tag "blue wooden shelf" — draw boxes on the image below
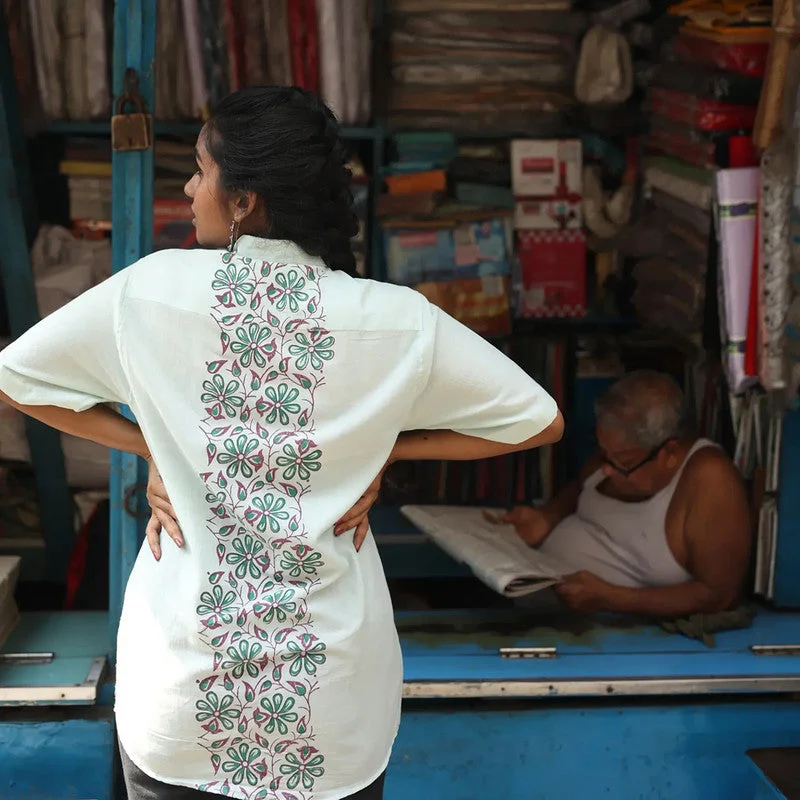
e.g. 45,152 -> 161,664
43,119 -> 381,140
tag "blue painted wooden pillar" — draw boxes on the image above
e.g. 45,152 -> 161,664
0,5 -> 73,583
109,0 -> 156,658
774,409 -> 800,607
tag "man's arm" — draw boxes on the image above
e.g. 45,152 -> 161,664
579,450 -> 751,617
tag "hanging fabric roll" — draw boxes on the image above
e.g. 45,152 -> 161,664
263,0 -> 293,86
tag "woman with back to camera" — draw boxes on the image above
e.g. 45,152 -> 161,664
0,87 -> 563,800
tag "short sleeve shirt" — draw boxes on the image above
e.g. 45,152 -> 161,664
0,236 -> 557,799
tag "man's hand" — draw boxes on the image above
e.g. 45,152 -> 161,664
145,457 -> 183,561
333,461 -> 389,551
554,571 -> 614,614
485,505 -> 554,546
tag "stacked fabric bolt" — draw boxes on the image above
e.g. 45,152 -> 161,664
9,0 -> 373,126
385,2 -> 588,134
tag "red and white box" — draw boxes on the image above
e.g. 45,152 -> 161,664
511,139 -> 583,230
516,229 -> 587,318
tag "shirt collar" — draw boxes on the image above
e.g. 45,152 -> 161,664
233,235 -> 328,270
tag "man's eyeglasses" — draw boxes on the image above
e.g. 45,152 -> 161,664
601,438 -> 674,477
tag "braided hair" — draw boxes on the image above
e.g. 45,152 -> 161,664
205,86 -> 359,275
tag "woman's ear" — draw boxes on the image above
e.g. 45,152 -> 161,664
234,191 -> 258,222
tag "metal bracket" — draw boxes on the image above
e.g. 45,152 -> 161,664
750,645 -> 800,656
0,652 -> 54,665
499,646 -> 558,659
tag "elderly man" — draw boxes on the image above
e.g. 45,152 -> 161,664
501,370 -> 750,617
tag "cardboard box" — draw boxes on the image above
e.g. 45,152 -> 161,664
452,219 -> 511,280
516,229 -> 587,318
511,139 -> 583,230
384,219 -> 510,285
416,276 -> 512,337
384,228 -> 454,285
514,197 -> 583,231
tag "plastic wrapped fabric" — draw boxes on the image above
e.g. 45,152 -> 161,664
387,109 -> 568,135
650,87 -> 758,131
27,0 -> 64,119
393,10 -> 587,40
759,140 -> 794,390
263,0 -> 293,85
715,167 -> 759,394
653,61 -> 763,105
390,84 -> 573,113
85,0 -> 108,118
645,157 -> 715,210
392,60 -> 571,87
181,0 -> 209,118
648,117 -> 758,170
671,29 -> 768,77
241,0 -> 267,86
389,0 -> 572,10
574,25 -> 633,105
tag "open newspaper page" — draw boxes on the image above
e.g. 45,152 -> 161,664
401,505 -> 571,597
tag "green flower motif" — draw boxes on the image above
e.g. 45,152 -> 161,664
279,544 -> 323,578
226,534 -> 269,580
212,265 -> 255,306
246,493 -> 290,535
279,748 -> 325,791
269,268 -> 309,313
256,383 -> 301,425
287,329 -> 335,370
221,639 -> 264,680
258,692 -> 299,735
255,587 -> 297,624
282,633 -> 327,677
201,375 -> 244,418
217,433 -> 263,479
275,440 -> 322,482
195,690 -> 241,732
230,322 -> 275,368
221,743 -> 264,787
196,584 -> 237,626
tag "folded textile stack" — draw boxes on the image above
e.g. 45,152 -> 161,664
385,2 -> 588,134
10,0 -> 372,126
379,133 -> 515,336
629,0 -> 769,345
646,0 -> 768,171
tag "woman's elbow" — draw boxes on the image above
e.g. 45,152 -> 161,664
534,410 -> 565,447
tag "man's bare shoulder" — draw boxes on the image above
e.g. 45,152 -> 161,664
681,445 -> 745,498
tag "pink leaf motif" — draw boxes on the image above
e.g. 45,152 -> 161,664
208,571 -> 224,585
207,360 -> 225,374
287,681 -> 307,697
211,753 -> 221,774
215,544 -> 225,564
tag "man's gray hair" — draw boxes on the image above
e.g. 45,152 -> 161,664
594,370 -> 695,450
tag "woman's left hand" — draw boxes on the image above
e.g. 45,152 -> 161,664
333,461 -> 389,552
145,457 -> 183,560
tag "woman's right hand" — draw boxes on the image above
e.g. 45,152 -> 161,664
145,457 -> 183,560
485,505 -> 555,547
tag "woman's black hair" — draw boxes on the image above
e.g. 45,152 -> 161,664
205,86 -> 359,275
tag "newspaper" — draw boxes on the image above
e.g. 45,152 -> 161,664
400,505 -> 571,597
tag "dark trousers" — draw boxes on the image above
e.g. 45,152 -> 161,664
120,744 -> 385,800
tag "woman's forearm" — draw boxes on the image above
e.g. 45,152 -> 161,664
391,414 -> 564,464
0,392 -> 150,460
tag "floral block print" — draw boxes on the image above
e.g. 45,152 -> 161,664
196,253 -> 333,799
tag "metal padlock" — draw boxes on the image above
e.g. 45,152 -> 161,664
111,69 -> 153,152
